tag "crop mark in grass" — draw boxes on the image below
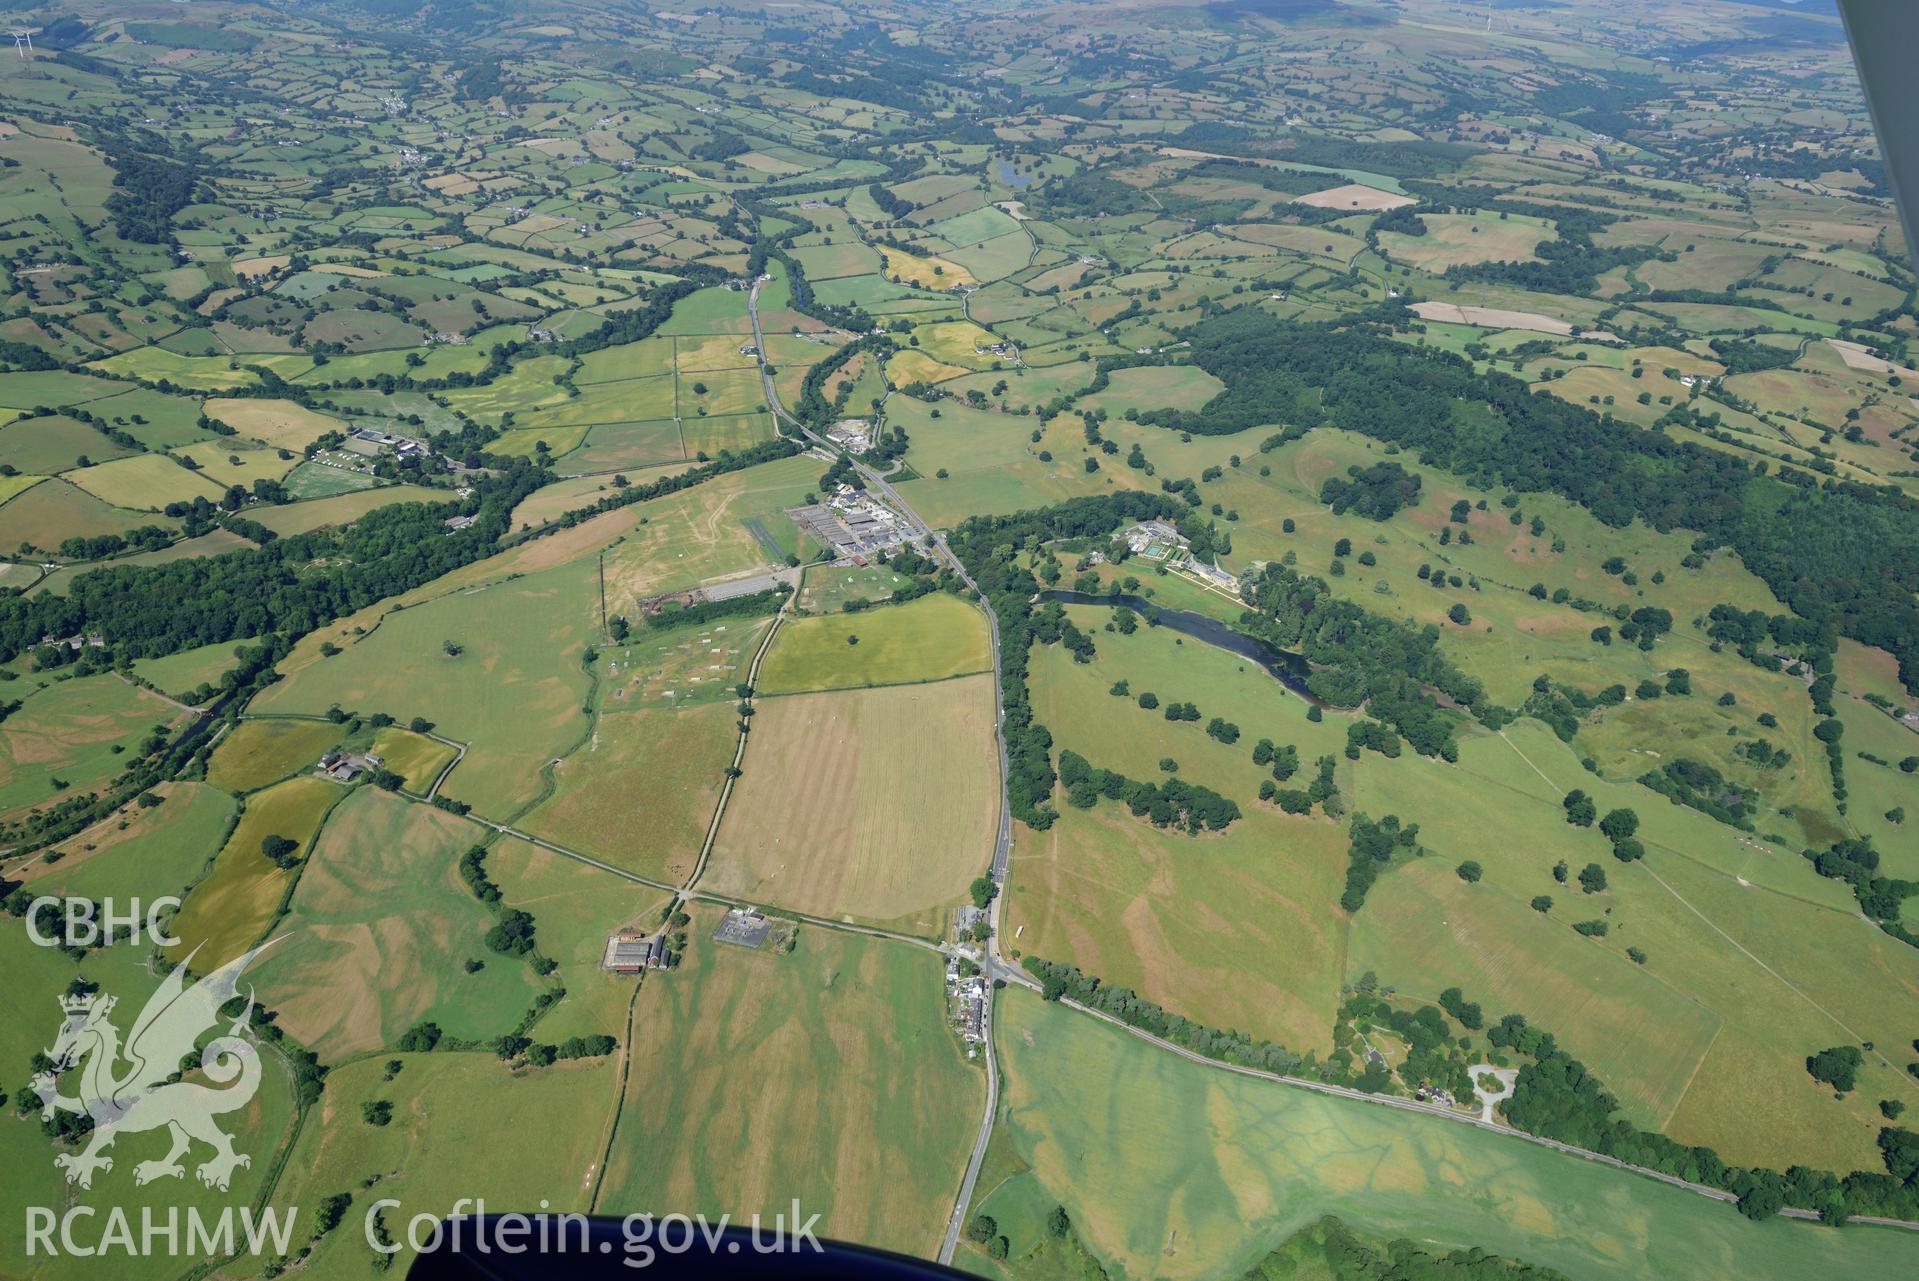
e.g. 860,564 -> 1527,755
743,515 -> 783,562
1495,727 -> 1913,1087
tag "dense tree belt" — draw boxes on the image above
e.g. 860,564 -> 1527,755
1340,812 -> 1418,912
646,586 -> 789,629
950,492 -> 1177,829
792,334 -> 893,431
1023,956 -> 1304,1075
1319,460 -> 1423,520
1801,836 -> 1919,949
1442,203 -> 1664,296
0,469 -> 542,663
1240,560 -> 1479,759
103,141 -> 200,244
1254,1215 -> 1569,1281
1057,748 -> 1241,833
1152,310 -> 1919,693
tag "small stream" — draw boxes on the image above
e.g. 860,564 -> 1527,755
1038,590 -> 1320,704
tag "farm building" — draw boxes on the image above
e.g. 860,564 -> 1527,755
603,931 -> 670,972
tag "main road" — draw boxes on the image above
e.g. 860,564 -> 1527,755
740,277 -> 1919,1248
748,279 -> 1014,1263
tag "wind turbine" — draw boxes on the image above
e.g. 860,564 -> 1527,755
14,31 -> 33,57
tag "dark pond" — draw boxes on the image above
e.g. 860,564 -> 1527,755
1039,590 -> 1319,703
995,158 -> 1034,189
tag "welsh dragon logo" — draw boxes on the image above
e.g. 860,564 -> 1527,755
32,943 -> 274,1192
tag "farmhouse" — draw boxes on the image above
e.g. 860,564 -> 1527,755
945,957 -> 989,1050
345,427 -> 427,459
317,750 -> 384,783
40,632 -> 106,651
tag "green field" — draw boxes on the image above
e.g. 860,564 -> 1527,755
250,557 -> 598,819
1347,719 -> 1919,1171
280,460 -> 387,499
10,8 -> 1919,1274
15,779 -> 235,904
795,562 -> 920,613
167,774 -> 345,970
1013,611 -> 1350,1048
251,484 -> 447,534
67,452 -> 227,509
0,927 -> 300,1281
0,673 -> 188,818
0,414 -> 134,474
597,908 -> 981,1257
0,477 -> 171,555
249,789 -> 546,1061
522,701 -> 735,883
890,396 -> 1123,527
264,1050 -> 619,1279
207,718 -> 346,793
486,835 -> 672,1042
370,725 -> 459,792
984,988 -> 1919,1281
756,591 -> 992,695
129,639 -> 246,701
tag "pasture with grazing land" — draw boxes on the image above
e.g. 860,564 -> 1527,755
248,789 -> 545,1061
522,701 -> 736,883
756,591 -> 992,694
988,988 -> 1919,1281
266,1051 -> 617,1280
599,909 -> 981,1259
166,774 -> 345,970
7,5 -> 1919,1269
485,835 -> 672,1042
206,717 -> 347,793
11,780 -> 235,904
0,673 -> 188,819
250,557 -> 598,819
370,725 -> 458,792
0,922 -> 299,1281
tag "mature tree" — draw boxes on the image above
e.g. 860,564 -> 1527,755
1598,808 -> 1639,841
260,834 -> 301,868
1806,1045 -> 1864,1093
